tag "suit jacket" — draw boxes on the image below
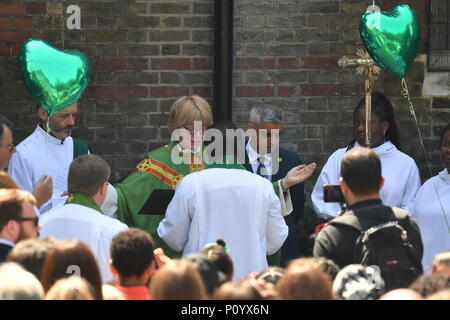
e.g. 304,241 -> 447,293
0,242 -> 14,263
244,146 -> 305,224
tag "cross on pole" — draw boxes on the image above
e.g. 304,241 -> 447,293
338,49 -> 381,148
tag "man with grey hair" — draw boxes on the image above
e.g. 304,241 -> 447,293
39,154 -> 128,282
245,104 -> 314,266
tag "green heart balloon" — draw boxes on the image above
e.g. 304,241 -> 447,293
360,4 -> 420,78
19,39 -> 91,116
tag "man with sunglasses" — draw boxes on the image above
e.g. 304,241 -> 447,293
0,115 -> 52,209
0,115 -> 16,171
0,189 -> 40,263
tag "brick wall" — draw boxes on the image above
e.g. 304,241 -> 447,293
0,0 -> 448,184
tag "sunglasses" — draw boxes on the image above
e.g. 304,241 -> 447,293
12,216 -> 39,227
0,142 -> 15,152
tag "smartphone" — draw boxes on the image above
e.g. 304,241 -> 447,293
323,185 -> 345,203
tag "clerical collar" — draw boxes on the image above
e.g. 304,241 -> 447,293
37,124 -> 66,145
246,139 -> 271,164
175,143 -> 202,154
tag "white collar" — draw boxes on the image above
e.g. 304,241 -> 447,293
246,139 -> 271,164
353,140 -> 396,156
35,124 -> 66,145
175,143 -> 202,154
438,168 -> 450,184
0,238 -> 15,248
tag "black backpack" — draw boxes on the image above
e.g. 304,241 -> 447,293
329,207 -> 423,291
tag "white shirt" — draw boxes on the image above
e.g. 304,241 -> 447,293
157,168 -> 288,280
246,141 -> 273,180
412,169 -> 450,272
0,238 -> 15,248
312,141 -> 422,218
39,203 -> 128,283
8,125 -> 79,214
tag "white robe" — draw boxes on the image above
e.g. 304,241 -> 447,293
312,141 -> 421,218
39,203 -> 128,283
157,168 -> 288,280
8,125 -> 81,214
411,169 -> 450,272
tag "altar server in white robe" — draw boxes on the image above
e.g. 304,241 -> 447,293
8,103 -> 89,214
312,92 -> 421,218
412,123 -> 450,272
40,154 -> 128,283
158,168 -> 288,280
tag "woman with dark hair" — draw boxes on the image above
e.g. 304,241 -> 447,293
312,92 -> 421,218
40,240 -> 103,300
412,123 -> 450,273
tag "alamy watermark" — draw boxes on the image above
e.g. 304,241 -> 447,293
170,121 -> 281,175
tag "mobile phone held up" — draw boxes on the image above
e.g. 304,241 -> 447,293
323,185 -> 345,203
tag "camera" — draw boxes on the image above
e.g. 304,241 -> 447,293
323,185 -> 345,203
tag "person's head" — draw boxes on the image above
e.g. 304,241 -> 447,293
40,239 -> 103,300
352,92 -> 400,149
0,171 -> 18,188
212,279 -> 263,300
0,262 -> 44,300
38,102 -> 78,140
276,258 -> 334,300
247,105 -> 284,154
256,266 -> 285,285
426,289 -> 450,300
149,259 -> 206,300
0,115 -> 15,171
410,274 -> 450,298
168,95 -> 213,151
183,253 -> 221,296
68,154 -> 111,206
340,147 -> 384,205
440,123 -> 450,173
101,284 -> 125,300
45,277 -> 95,300
6,237 -> 59,280
110,228 -> 155,286
201,239 -> 234,283
0,189 -> 39,243
432,250 -> 450,276
332,264 -> 385,300
316,258 -> 340,281
379,288 -> 423,300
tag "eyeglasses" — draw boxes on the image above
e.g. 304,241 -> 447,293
0,142 -> 14,152
183,126 -> 207,134
12,216 -> 39,227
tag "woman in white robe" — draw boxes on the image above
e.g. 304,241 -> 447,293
312,92 -> 421,218
412,123 -> 450,272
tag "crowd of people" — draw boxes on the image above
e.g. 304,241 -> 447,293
0,92 -> 449,300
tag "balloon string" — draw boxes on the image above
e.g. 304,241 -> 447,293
401,78 -> 433,178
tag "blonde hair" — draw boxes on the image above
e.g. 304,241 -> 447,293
167,95 -> 213,134
45,277 -> 95,300
432,250 -> 450,274
101,284 -> 125,300
149,259 -> 206,300
0,262 -> 44,300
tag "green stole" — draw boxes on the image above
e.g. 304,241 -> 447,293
66,192 -> 102,213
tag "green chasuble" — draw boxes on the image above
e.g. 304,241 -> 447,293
115,142 -> 281,265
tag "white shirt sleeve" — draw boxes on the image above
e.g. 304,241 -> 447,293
277,179 -> 293,217
157,181 -> 192,252
100,183 -> 118,218
8,151 -> 34,193
266,187 -> 288,255
311,151 -> 342,218
399,161 -> 421,214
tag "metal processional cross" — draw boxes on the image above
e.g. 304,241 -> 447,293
338,48 -> 381,148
